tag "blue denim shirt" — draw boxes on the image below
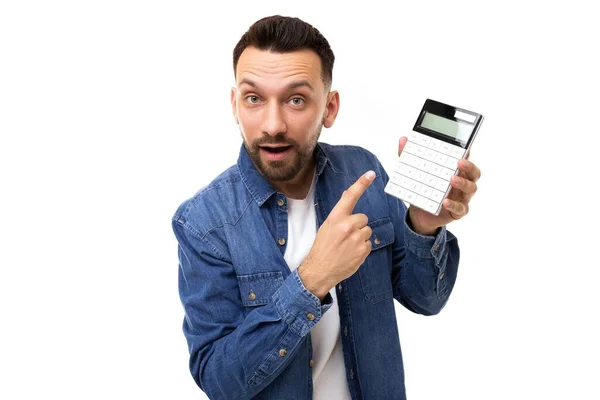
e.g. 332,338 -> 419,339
172,142 -> 460,400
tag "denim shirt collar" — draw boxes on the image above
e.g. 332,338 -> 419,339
237,142 -> 332,207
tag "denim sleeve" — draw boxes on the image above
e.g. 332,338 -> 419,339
375,157 -> 460,316
172,218 -> 332,399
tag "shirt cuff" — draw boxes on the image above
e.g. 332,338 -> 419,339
403,212 -> 447,266
272,269 -> 333,337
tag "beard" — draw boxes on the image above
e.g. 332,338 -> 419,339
242,123 -> 322,182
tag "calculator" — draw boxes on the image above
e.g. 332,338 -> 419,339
384,99 -> 484,216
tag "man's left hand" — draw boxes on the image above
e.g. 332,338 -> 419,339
398,136 -> 482,236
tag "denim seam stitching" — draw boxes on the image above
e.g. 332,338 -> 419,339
182,174 -> 241,217
178,221 -> 227,261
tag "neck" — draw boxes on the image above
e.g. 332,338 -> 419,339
271,161 -> 316,200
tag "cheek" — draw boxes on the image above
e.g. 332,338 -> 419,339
288,110 -> 319,132
238,109 -> 261,135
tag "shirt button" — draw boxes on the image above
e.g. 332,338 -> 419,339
439,273 -> 445,280
279,348 -> 287,357
309,359 -> 314,367
344,325 -> 348,336
278,238 -> 286,246
350,368 -> 354,379
277,198 -> 285,206
248,291 -> 256,301
338,284 -> 342,292
374,237 -> 381,245
306,312 -> 315,321
433,244 -> 439,251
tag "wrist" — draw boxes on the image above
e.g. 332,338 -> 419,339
297,262 -> 333,301
408,207 -> 440,236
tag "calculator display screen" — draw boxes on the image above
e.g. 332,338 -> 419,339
421,112 -> 473,142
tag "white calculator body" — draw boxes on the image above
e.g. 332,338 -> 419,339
384,99 -> 484,216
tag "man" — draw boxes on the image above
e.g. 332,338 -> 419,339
172,15 -> 481,400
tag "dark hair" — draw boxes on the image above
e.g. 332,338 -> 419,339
233,15 -> 335,88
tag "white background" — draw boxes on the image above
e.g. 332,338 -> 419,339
1,1 -> 598,399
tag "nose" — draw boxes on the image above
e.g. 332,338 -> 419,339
261,102 -> 287,137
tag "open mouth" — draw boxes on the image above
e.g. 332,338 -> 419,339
260,145 -> 291,154
259,145 -> 293,160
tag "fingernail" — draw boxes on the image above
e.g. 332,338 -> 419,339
365,170 -> 375,180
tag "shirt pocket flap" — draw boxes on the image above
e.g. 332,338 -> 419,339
237,271 -> 284,307
369,217 -> 395,250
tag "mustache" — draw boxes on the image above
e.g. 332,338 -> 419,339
253,134 -> 298,148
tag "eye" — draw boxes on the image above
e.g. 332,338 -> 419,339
288,97 -> 305,106
245,95 -> 261,104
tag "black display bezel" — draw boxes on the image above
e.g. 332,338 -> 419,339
413,99 -> 483,149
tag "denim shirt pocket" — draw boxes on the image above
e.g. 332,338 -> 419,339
237,271 -> 285,307
358,218 -> 395,304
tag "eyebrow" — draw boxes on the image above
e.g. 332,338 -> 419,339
239,78 -> 314,92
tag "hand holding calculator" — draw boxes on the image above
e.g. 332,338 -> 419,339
384,99 -> 484,216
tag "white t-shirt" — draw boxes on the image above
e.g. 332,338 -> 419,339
283,174 -> 352,400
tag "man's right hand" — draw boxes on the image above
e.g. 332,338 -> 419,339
298,170 -> 376,301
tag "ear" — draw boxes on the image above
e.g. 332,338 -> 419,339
230,87 -> 239,124
322,90 -> 340,128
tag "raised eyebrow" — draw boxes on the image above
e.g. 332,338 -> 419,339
238,78 -> 314,92
239,78 -> 257,88
287,80 -> 314,92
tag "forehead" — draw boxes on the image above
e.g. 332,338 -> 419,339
236,47 -> 323,91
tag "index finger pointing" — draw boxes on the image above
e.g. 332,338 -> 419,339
332,170 -> 376,216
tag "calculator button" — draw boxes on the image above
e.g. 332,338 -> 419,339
413,144 -> 427,157
399,175 -> 411,188
424,200 -> 440,214
410,180 -> 422,194
409,132 -> 420,142
440,167 -> 456,181
439,142 -> 453,156
414,195 -> 429,209
434,152 -> 448,166
419,185 -> 433,199
399,151 -> 411,164
415,132 -> 431,147
395,162 -> 408,175
402,176 -> 421,193
405,166 -> 418,180
435,179 -> 449,192
396,186 -> 408,199
428,138 -> 442,152
445,157 -> 459,170
404,141 -> 417,154
429,188 -> 445,203
388,184 -> 402,198
401,153 -> 414,167
416,170 -> 428,182
404,190 -> 418,203
423,149 -> 437,162
450,146 -> 466,159
416,159 -> 432,173
424,173 -> 439,188
429,164 -> 444,179
386,183 -> 399,197
409,154 -> 422,169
